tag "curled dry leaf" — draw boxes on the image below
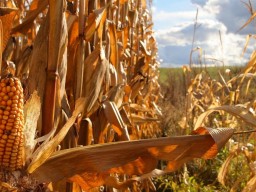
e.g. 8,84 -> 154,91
195,105 -> 256,129
31,127 -> 234,190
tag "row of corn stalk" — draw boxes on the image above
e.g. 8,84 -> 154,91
0,0 -> 164,191
0,0 -> 249,192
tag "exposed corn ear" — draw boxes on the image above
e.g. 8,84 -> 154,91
0,75 -> 24,170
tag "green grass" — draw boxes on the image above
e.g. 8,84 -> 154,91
159,68 -> 183,84
159,66 -> 243,84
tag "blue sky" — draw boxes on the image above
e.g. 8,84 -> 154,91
153,0 -> 196,30
152,0 -> 256,67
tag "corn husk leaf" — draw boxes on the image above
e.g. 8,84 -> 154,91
86,48 -> 107,113
84,7 -> 107,41
24,91 -> 41,161
102,100 -> 129,140
106,84 -> 125,108
28,98 -> 87,173
109,21 -> 118,68
0,10 -> 17,50
11,0 -> 48,35
31,127 -> 234,190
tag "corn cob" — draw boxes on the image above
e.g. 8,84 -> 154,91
0,74 -> 24,170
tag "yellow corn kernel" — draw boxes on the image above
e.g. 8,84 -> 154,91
5,106 -> 11,111
7,139 -> 14,143
10,86 -> 16,92
5,126 -> 12,130
5,146 -> 12,151
0,139 -> 6,144
5,147 -> 12,152
8,92 -> 14,97
3,111 -> 9,116
6,100 -> 12,106
3,156 -> 10,162
6,86 -> 11,92
2,135 -> 8,140
0,76 -> 24,170
3,95 -> 8,101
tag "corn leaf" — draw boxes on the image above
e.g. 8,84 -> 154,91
195,105 -> 256,129
28,98 -> 87,173
109,22 -> 118,68
239,12 -> 256,32
11,0 -> 48,35
0,10 -> 17,51
102,100 -> 130,140
84,7 -> 107,41
86,49 -> 107,113
31,127 -> 234,190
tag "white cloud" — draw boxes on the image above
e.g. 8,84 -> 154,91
193,0 -> 255,34
153,0 -> 256,67
151,5 -> 156,13
152,9 -> 196,30
153,11 -> 196,22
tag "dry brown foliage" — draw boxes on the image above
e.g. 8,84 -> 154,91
0,0 -> 239,191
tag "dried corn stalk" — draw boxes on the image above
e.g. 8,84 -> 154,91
0,0 -> 243,192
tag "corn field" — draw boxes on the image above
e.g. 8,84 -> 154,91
0,0 -> 256,191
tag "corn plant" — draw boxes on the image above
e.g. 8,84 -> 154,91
0,0 -> 239,191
